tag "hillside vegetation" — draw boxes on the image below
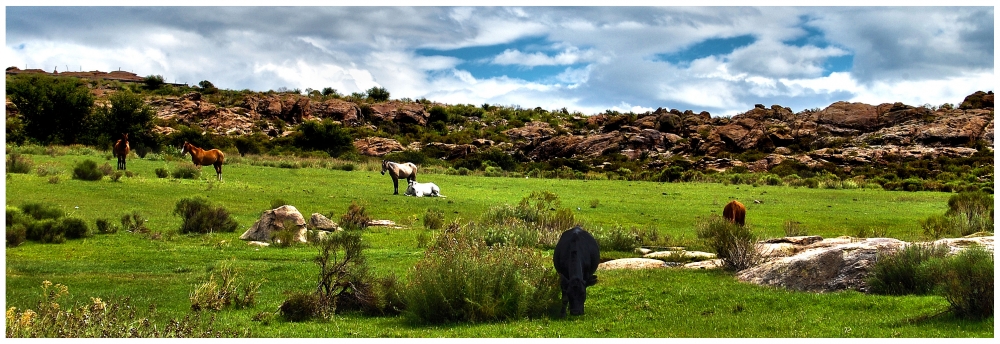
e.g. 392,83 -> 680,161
5,73 -> 994,194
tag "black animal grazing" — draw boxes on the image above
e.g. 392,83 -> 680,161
553,226 -> 600,317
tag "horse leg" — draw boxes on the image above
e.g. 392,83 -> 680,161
216,164 -> 223,181
392,176 -> 399,195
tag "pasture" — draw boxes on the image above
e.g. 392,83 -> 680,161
4,149 -> 992,337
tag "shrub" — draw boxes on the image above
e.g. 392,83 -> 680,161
403,224 -> 561,324
593,226 -> 637,252
172,163 -> 202,179
930,245 -> 994,319
33,163 -> 62,177
6,281 -> 245,338
121,211 -> 149,233
25,219 -> 65,244
423,208 -> 444,230
190,260 -> 265,311
95,218 -> 118,234
921,214 -> 952,239
339,202 -> 370,230
59,217 -> 91,239
945,191 -> 993,235
279,293 -> 321,322
6,152 -> 34,173
696,215 -> 761,271
155,167 -> 169,178
20,203 -> 64,220
867,244 -> 948,295
589,199 -> 600,208
72,160 -> 104,181
293,119 -> 354,157
310,210 -> 402,318
6,223 -> 27,247
6,74 -> 94,145
174,197 -> 239,234
48,176 -> 60,184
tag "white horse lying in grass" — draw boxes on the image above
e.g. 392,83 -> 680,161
405,180 -> 445,197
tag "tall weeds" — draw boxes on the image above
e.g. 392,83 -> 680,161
403,222 -> 561,324
696,215 -> 761,271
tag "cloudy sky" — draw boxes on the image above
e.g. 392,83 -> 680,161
4,4 -> 995,117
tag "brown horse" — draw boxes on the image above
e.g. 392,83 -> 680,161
113,133 -> 130,170
381,160 -> 417,195
180,141 -> 226,181
723,200 -> 746,226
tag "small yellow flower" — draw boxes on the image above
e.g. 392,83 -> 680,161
90,297 -> 106,312
20,309 -> 37,327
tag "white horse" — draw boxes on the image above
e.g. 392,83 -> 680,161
404,180 -> 445,197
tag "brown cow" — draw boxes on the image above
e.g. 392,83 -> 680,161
723,200 -> 746,226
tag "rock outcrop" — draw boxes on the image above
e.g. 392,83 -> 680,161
239,205 -> 308,244
353,137 -> 404,156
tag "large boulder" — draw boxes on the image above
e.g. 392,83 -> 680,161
353,137 -> 404,156
240,205 -> 308,244
368,101 -> 429,126
309,213 -> 340,231
737,235 -> 994,293
310,99 -> 361,125
597,258 -> 668,270
737,237 -> 908,293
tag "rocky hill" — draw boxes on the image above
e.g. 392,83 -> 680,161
147,90 -> 994,174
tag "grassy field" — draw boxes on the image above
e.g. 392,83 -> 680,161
4,149 -> 992,337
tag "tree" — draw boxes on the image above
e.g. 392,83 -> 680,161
92,89 -> 157,151
365,86 -> 390,102
321,87 -> 339,97
143,75 -> 165,90
198,80 -> 215,89
293,119 -> 354,157
6,74 -> 94,144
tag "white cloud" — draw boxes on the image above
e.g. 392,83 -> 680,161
491,46 -> 599,67
727,40 -> 850,79
4,7 -> 992,119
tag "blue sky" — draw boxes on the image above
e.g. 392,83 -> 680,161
4,4 -> 995,117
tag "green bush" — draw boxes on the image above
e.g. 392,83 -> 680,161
172,163 -> 202,179
280,293 -> 320,322
6,223 -> 27,247
26,219 -> 65,244
6,152 -> 34,173
121,211 -> 149,233
7,281 -> 246,337
59,217 -> 91,239
945,191 -> 993,234
929,245 -> 994,319
154,167 -> 169,178
173,197 -> 239,234
20,202 -> 64,220
95,218 -> 118,234
339,202 -> 370,230
72,160 -> 104,181
423,208 -> 444,230
696,215 -> 761,271
593,226 -> 637,252
867,244 -> 948,295
293,119 -> 354,157
403,224 -> 560,324
190,260 -> 264,311
6,74 -> 94,144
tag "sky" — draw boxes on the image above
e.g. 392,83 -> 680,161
3,3 -> 995,117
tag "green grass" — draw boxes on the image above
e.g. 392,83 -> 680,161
4,149 -> 991,337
